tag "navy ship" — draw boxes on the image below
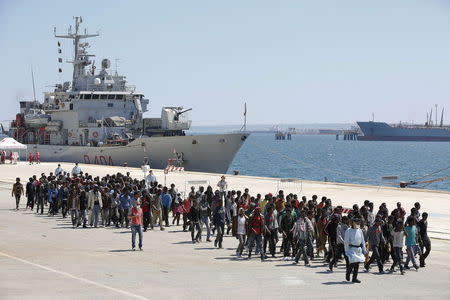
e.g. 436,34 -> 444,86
5,17 -> 249,172
357,109 -> 450,141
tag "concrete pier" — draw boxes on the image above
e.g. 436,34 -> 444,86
0,162 -> 449,299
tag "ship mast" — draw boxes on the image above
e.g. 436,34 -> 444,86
54,17 -> 99,88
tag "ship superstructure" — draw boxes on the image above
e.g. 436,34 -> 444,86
7,17 -> 248,172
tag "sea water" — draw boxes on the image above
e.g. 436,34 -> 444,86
227,133 -> 450,191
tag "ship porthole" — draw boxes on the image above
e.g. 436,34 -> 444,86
241,135 -> 247,141
192,139 -> 197,145
219,138 -> 226,144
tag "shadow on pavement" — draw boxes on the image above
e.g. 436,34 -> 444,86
322,281 -> 353,285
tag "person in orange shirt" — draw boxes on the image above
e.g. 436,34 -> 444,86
129,200 -> 143,251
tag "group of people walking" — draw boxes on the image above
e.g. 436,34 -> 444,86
12,164 -> 431,283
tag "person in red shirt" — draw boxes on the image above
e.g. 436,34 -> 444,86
129,200 -> 143,250
247,206 -> 265,261
35,152 -> 40,164
182,195 -> 192,232
28,153 -> 34,165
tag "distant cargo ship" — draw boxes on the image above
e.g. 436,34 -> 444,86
357,112 -> 450,141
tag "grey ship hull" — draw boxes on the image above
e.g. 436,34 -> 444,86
25,133 -> 248,174
357,121 -> 450,141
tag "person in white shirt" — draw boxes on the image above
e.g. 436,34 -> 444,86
145,170 -> 157,188
71,163 -> 82,177
217,175 -> 228,201
55,164 -> 64,176
235,208 -> 247,258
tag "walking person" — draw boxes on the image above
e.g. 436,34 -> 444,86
364,218 -> 386,273
11,178 -> 24,210
213,199 -> 227,248
78,187 -> 88,228
182,195 -> 192,232
119,188 -> 132,228
344,216 -> 367,283
88,187 -> 102,227
161,187 -> 172,227
263,205 -> 278,258
280,206 -> 296,261
141,190 -> 152,231
199,196 -> 211,242
68,187 -> 80,228
152,189 -> 164,230
329,215 -> 349,272
404,216 -> 420,271
101,188 -> 111,226
59,183 -> 69,218
247,206 -> 265,261
293,210 -> 313,266
129,200 -> 143,251
390,222 -> 406,274
235,208 -> 247,258
189,200 -> 202,243
172,193 -> 183,226
418,212 -> 431,267
25,178 -> 35,210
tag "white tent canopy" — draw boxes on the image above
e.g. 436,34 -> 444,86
0,137 -> 27,150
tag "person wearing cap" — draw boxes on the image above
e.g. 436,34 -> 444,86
247,206 -> 265,261
129,199 -> 143,251
364,217 -> 386,273
344,216 -> 367,283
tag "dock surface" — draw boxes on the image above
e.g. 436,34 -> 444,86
0,162 -> 449,299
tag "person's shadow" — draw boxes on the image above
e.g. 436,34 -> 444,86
109,249 -> 135,252
322,281 -> 353,285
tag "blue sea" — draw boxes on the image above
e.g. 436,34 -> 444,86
226,133 -> 450,191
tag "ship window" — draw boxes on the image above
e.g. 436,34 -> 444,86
108,94 -> 115,99
69,103 -> 73,110
107,103 -> 114,107
116,95 -> 123,100
92,94 -> 99,99
84,94 -> 91,99
100,94 -> 107,99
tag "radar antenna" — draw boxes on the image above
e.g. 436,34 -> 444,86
54,17 -> 99,88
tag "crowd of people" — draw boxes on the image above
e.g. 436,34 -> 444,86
11,164 -> 431,283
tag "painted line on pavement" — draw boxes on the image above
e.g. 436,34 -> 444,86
0,251 -> 150,300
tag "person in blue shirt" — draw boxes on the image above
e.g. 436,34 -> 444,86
47,184 -> 59,215
119,188 -> 132,228
161,187 -> 172,227
404,216 -> 420,271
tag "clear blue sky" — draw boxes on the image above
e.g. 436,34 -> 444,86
1,0 -> 449,126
